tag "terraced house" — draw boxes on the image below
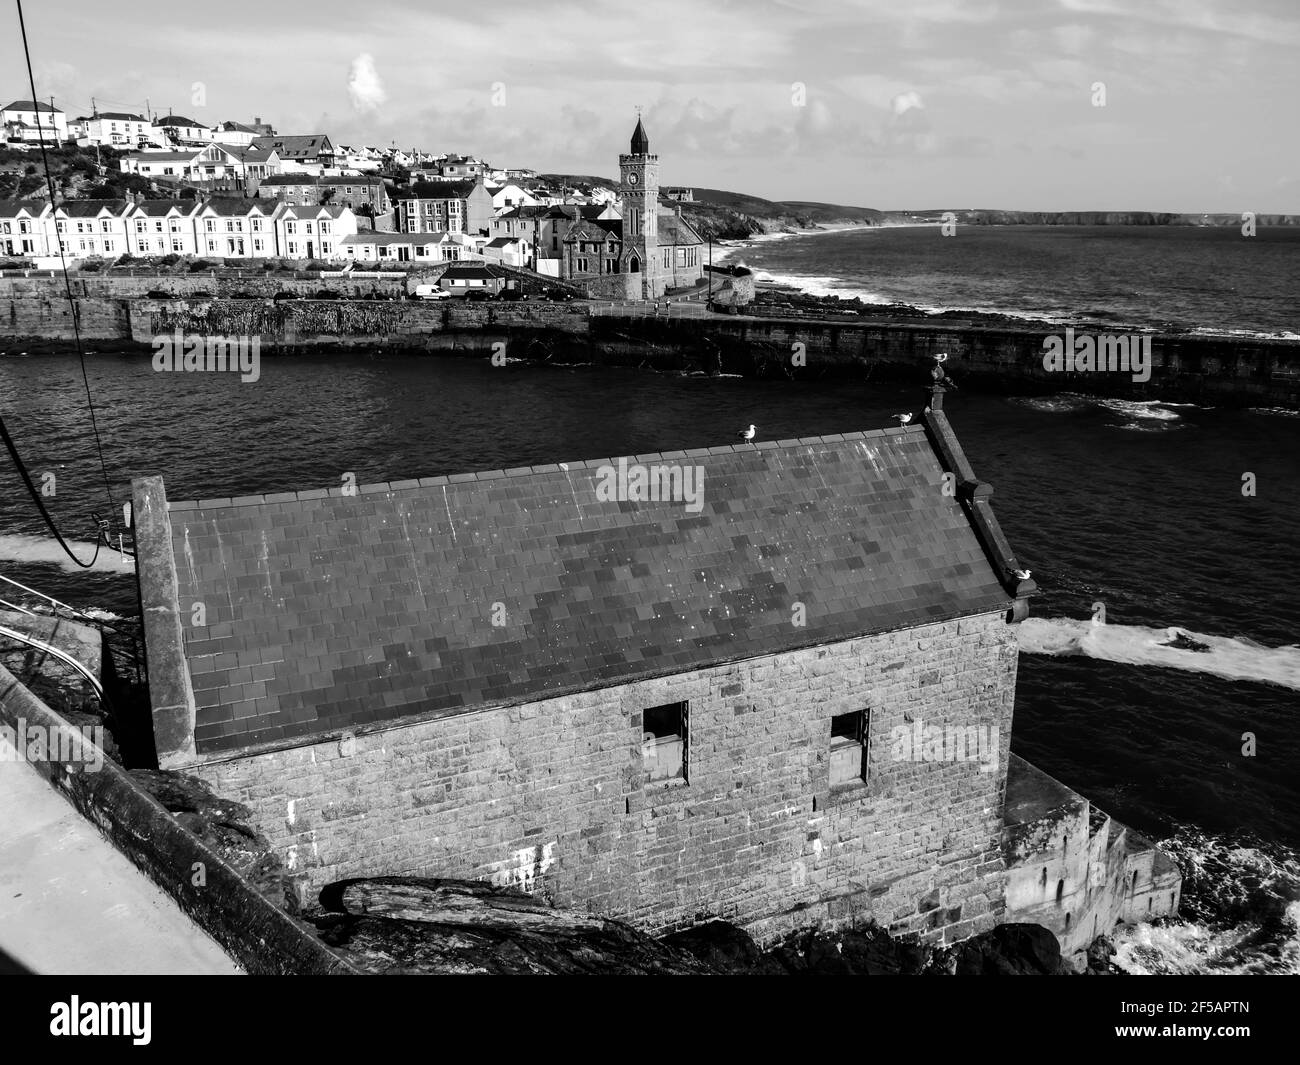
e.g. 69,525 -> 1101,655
394,179 -> 494,237
274,204 -> 357,260
257,175 -> 393,228
52,199 -> 131,257
0,200 -> 50,257
192,197 -> 283,258
125,199 -> 203,256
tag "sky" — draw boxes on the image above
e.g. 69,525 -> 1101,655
4,0 -> 1298,212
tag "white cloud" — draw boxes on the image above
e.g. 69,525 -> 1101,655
347,53 -> 387,113
891,90 -> 924,115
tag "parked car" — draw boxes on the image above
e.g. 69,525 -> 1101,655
498,288 -> 529,302
412,284 -> 451,301
272,291 -> 302,301
545,289 -> 574,302
464,288 -> 493,302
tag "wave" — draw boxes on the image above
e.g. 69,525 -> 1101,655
1096,398 -> 1181,421
1189,326 -> 1300,341
1248,406 -> 1300,418
1007,395 -> 1093,414
0,533 -> 134,576
1017,616 -> 1300,690
1009,394 -> 1210,422
1112,827 -> 1300,975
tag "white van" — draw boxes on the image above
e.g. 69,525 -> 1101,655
412,284 -> 451,300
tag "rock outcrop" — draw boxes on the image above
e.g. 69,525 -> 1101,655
307,875 -> 1087,975
129,769 -> 299,915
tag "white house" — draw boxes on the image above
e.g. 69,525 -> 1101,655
339,230 -> 462,264
84,112 -> 152,147
2,100 -> 68,144
153,114 -> 215,146
120,143 -> 277,185
51,200 -> 132,258
0,201 -> 52,257
124,199 -> 203,256
193,198 -> 282,258
212,121 -> 262,148
480,235 -> 531,268
487,183 -> 538,213
274,204 -> 357,260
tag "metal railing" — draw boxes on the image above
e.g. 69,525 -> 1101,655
0,571 -> 144,684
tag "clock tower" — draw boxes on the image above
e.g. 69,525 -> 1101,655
619,116 -> 663,299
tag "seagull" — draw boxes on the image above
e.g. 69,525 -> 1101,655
737,424 -> 756,441
1013,569 -> 1032,580
934,352 -> 949,363
892,413 -> 913,425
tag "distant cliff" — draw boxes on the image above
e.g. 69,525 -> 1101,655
885,209 -> 1300,227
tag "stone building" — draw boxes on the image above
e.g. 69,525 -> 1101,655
132,378 -> 1180,959
394,179 -> 494,237
257,175 -> 393,229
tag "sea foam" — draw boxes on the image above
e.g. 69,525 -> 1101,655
1017,616 -> 1300,691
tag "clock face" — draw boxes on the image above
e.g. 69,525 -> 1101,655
627,173 -> 639,185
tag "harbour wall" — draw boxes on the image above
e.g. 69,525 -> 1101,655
2,280 -> 1297,406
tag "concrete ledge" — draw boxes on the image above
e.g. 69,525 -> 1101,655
0,663 -> 357,975
132,475 -> 197,768
923,407 -> 1036,600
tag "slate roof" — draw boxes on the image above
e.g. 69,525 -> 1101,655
277,204 -> 350,219
129,199 -> 200,217
156,425 -> 1016,756
124,150 -> 201,163
260,175 -> 384,187
253,134 -> 332,158
339,231 -> 449,246
0,199 -> 48,217
3,100 -> 62,113
155,115 -> 204,127
658,211 -> 703,246
197,197 -> 278,217
395,180 -> 481,200
56,199 -> 129,217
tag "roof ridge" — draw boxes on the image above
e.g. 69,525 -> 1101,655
165,425 -> 923,511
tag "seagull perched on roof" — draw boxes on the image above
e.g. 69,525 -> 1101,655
737,424 -> 757,441
1013,568 -> 1032,580
892,412 -> 913,425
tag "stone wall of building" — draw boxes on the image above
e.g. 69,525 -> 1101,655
1002,755 -> 1182,969
189,610 -> 1019,947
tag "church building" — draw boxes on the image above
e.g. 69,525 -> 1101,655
532,117 -> 705,299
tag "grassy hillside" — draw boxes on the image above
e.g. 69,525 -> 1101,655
537,174 -> 880,240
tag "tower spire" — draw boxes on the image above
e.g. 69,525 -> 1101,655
630,112 -> 649,155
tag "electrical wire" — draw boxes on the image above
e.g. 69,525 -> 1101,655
12,0 -> 120,557
0,413 -> 105,568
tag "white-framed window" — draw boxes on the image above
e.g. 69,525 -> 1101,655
135,220 -> 147,233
